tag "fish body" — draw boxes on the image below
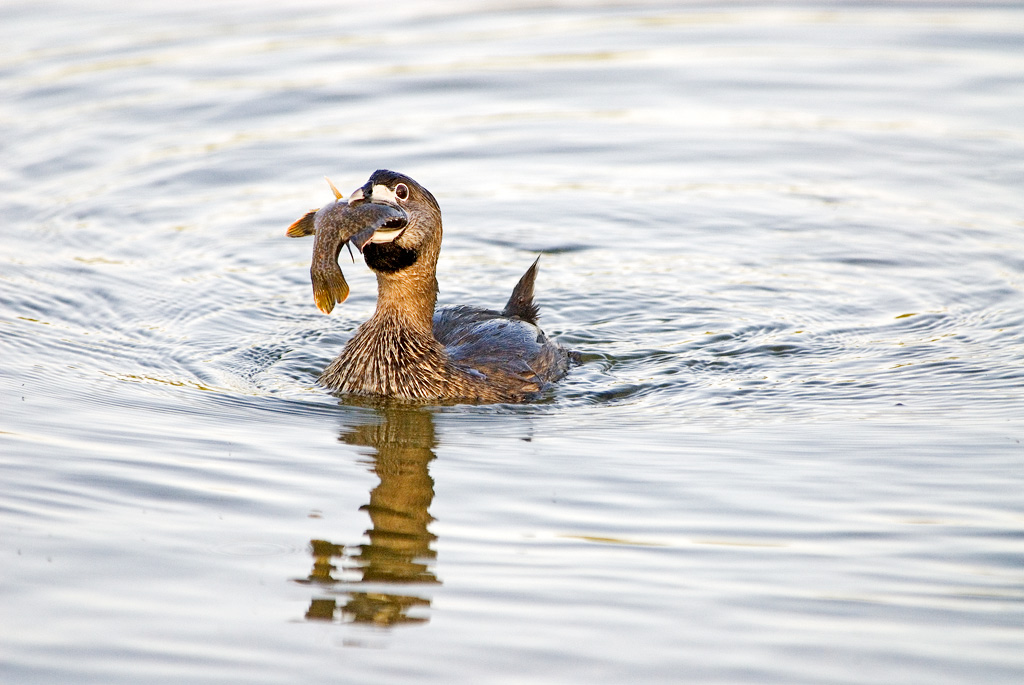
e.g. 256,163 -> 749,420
287,199 -> 407,314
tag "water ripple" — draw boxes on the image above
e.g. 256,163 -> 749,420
2,3 -> 1023,684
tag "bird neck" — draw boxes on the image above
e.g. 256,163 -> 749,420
371,261 -> 439,334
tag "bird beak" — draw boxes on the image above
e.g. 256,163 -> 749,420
346,183 -> 407,244
365,222 -> 407,245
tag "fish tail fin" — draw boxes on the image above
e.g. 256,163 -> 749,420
312,268 -> 349,314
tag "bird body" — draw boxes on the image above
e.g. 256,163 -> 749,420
289,170 -> 573,403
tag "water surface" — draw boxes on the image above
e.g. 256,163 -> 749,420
2,2 -> 1023,683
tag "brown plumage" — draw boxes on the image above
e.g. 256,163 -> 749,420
288,169 -> 574,403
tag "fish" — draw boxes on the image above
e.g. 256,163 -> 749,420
287,182 -> 407,314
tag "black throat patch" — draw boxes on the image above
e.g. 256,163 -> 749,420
363,242 -> 419,273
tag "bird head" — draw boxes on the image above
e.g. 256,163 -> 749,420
346,170 -> 442,274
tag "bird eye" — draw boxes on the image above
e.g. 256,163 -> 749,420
394,183 -> 409,201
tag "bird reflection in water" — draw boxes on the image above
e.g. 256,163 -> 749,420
296,405 -> 440,627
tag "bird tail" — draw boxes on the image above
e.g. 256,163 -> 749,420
502,256 -> 541,324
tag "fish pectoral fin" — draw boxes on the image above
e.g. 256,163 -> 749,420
286,210 -> 318,237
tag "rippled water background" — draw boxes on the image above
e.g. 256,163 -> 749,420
3,2 -> 1024,683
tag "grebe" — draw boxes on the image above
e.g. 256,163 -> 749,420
288,169 -> 573,402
